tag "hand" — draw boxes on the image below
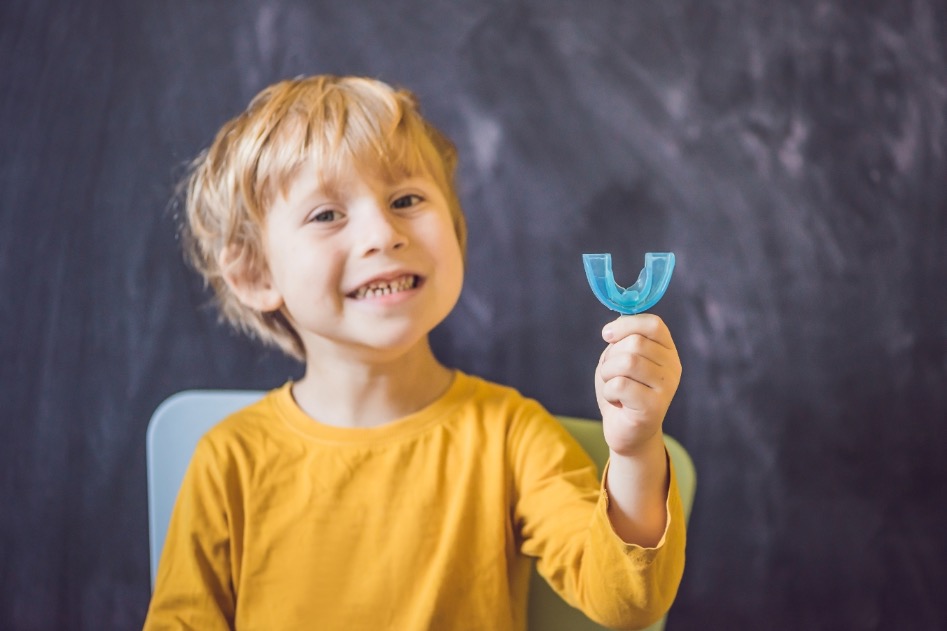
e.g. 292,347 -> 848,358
595,314 -> 682,457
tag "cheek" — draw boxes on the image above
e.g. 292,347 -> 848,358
440,239 -> 465,298
269,237 -> 338,294
431,212 -> 464,260
418,219 -> 464,295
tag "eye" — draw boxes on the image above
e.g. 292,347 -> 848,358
391,194 -> 423,210
309,208 -> 342,223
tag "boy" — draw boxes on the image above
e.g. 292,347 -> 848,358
144,75 -> 685,630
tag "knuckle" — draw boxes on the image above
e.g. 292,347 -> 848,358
648,317 -> 666,337
628,334 -> 646,352
602,379 -> 622,401
625,352 -> 642,372
641,312 -> 661,327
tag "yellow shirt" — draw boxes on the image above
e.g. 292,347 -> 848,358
144,371 -> 685,630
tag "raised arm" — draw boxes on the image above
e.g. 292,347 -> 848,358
595,314 -> 682,547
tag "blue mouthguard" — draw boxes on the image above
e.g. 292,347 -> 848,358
582,252 -> 675,315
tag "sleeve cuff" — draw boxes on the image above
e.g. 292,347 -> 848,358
596,447 -> 683,564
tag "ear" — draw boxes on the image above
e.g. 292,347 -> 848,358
218,245 -> 284,312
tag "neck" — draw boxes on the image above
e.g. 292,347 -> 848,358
292,338 -> 453,428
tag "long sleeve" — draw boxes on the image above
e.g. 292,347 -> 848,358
510,401 -> 686,629
143,437 -> 238,631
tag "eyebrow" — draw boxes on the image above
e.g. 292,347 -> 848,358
314,176 -> 343,201
281,171 -> 343,207
280,164 -> 434,212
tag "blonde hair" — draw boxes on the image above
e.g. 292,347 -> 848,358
180,75 -> 467,360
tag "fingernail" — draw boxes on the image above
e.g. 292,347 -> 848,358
602,326 -> 613,341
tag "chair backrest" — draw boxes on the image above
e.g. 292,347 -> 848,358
527,417 -> 696,631
147,392 -> 696,631
146,390 -> 264,583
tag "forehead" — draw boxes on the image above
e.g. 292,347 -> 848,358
273,153 -> 439,207
261,114 -> 438,204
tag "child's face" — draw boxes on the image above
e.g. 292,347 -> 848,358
256,159 -> 464,362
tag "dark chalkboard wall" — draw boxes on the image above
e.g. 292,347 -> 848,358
2,1 -> 945,628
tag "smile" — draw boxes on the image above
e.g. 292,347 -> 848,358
349,274 -> 419,299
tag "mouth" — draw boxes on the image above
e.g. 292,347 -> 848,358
348,274 -> 421,300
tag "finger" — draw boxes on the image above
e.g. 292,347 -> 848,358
598,350 -> 667,390
602,314 -> 676,350
600,332 -> 679,371
599,375 -> 655,413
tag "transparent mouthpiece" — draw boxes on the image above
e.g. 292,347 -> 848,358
582,252 -> 675,315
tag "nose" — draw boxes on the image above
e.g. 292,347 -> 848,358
356,201 -> 408,256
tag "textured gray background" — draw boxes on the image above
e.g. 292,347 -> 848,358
2,1 -> 946,629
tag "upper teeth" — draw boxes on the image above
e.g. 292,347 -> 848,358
352,275 -> 416,299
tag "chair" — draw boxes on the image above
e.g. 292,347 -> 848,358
147,392 -> 696,630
